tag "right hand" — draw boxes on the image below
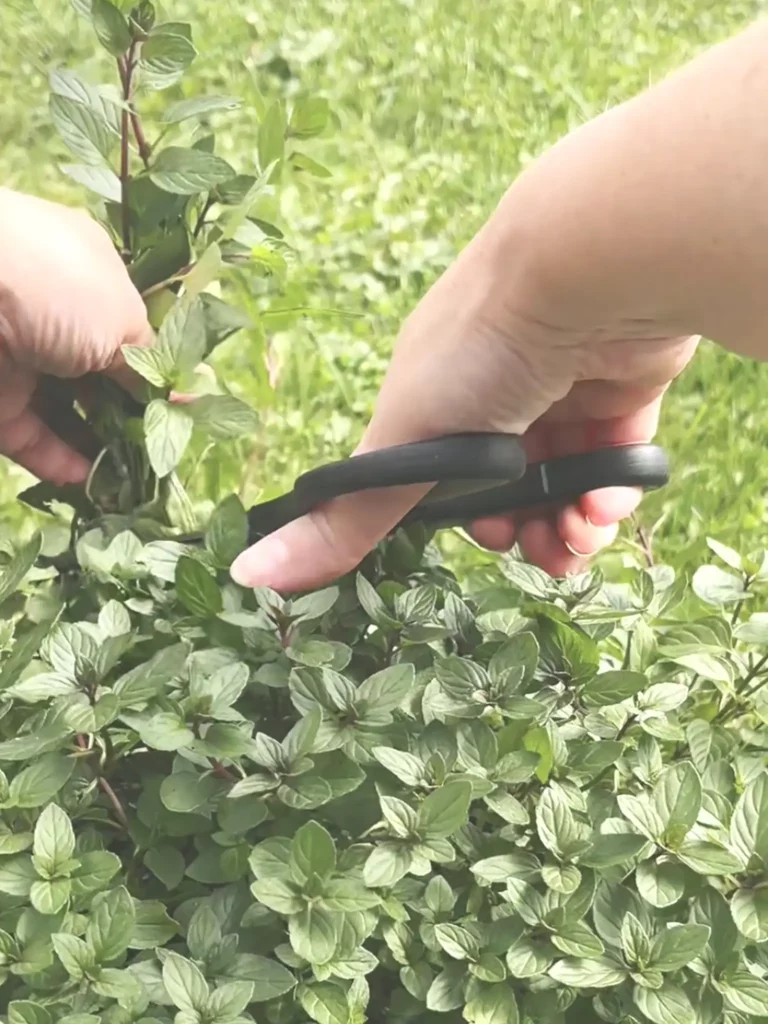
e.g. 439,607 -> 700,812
230,218 -> 698,592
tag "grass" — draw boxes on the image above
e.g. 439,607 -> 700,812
3,0 -> 768,574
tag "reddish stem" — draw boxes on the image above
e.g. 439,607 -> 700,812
211,760 -> 236,781
78,734 -> 130,830
117,48 -> 137,261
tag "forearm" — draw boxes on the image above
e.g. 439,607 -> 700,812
487,19 -> 768,358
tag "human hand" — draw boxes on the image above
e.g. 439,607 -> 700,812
0,187 -> 151,485
230,218 -> 697,592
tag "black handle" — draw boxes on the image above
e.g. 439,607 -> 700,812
400,443 -> 670,528
244,435 -> 669,544
246,433 -> 527,541
294,433 -> 527,506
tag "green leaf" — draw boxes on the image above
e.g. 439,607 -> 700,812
730,771 -> 768,867
621,913 -> 651,967
122,345 -> 173,387
363,843 -> 413,887
258,102 -> 287,169
635,860 -> 685,908
163,95 -> 241,123
718,971 -> 768,1016
536,785 -> 583,860
206,493 -> 248,568
114,642 -> 188,705
225,953 -> 296,1001
137,711 -> 194,751
0,534 -> 42,605
686,719 -> 713,773
140,28 -> 197,85
676,840 -> 743,875
291,821 -> 336,884
91,0 -> 131,54
155,297 -> 207,374
541,862 -> 581,894
464,984 -> 519,1024
32,803 -> 74,877
582,669 -> 648,707
551,920 -> 604,959
355,573 -> 398,627
86,886 -> 135,962
90,967 -> 143,1003
204,984 -> 251,1021
91,966 -> 143,999
151,146 -> 235,195
31,877 -> 71,915
426,963 -> 466,1011
52,933 -> 95,980
250,876 -> 303,915
633,982 -> 695,1024
176,556 -> 223,617
471,852 -> 541,885
8,1003 -> 53,1024
356,663 -> 414,712
131,899 -> 178,948
162,951 -> 210,1012
417,781 -> 472,839
372,746 -> 426,786
291,151 -> 332,178
425,875 -> 456,914
320,878 -> 380,912
297,981 -> 349,1024
144,399 -> 193,477
735,612 -> 768,644
434,922 -> 480,960
731,887 -> 768,942
7,754 -> 75,809
580,832 -> 647,868
144,845 -> 185,890
187,395 -> 259,440
647,924 -> 709,971
536,617 -> 600,688
72,850 -> 121,895
651,762 -> 701,846
692,564 -> 748,604
288,905 -> 339,965
290,96 -> 329,138
549,957 -> 627,987
183,242 -> 223,299
64,164 -> 122,202
50,95 -> 115,164
98,599 -> 131,637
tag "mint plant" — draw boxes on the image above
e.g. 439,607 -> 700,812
4,4 -> 768,1024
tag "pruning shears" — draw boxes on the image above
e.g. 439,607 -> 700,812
190,434 -> 670,547
34,377 -> 669,548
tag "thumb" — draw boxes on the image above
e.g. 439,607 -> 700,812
228,448 -> 433,593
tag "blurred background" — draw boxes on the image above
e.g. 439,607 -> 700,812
3,0 -> 768,574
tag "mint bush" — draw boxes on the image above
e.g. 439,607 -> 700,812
3,4 -> 768,1024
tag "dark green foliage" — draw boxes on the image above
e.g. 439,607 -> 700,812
5,3 -> 768,1024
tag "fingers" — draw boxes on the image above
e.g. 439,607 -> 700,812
0,365 -> 89,484
468,390 -> 665,571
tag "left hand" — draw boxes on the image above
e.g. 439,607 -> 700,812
0,187 -> 151,484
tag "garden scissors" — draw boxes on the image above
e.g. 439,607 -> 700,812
200,434 -> 670,547
33,381 -> 669,548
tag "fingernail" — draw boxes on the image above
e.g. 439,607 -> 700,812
564,541 -> 595,558
231,535 -> 290,588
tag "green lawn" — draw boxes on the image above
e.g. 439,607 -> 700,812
3,0 -> 767,572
